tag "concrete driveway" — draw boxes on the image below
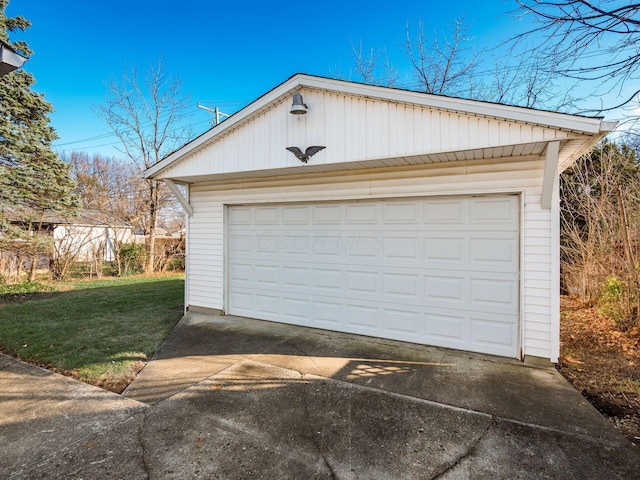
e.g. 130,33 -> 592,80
2,312 -> 639,479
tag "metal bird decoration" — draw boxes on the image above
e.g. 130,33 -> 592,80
286,146 -> 326,163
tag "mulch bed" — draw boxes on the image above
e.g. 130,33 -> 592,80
558,296 -> 640,447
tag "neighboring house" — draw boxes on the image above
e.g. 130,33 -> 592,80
4,208 -> 133,262
52,211 -> 133,262
144,74 -> 614,363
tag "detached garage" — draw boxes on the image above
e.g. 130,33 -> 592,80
145,74 -> 613,363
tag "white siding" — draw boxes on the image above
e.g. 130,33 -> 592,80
187,156 -> 557,361
161,89 -> 573,181
188,194 -> 223,310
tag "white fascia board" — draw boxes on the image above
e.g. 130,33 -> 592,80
145,73 -> 613,180
297,75 -> 607,134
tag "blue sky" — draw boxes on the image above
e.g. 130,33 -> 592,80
5,1 -> 625,159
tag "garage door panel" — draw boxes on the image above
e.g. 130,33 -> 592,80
282,266 -> 311,289
383,202 -> 419,224
382,308 -> 422,337
229,291 -> 253,316
382,273 -> 420,300
254,264 -> 279,286
255,294 -> 279,316
469,197 -> 518,224
345,304 -> 380,332
345,271 -> 379,296
313,268 -> 344,293
383,236 -> 420,260
470,275 -> 519,314
470,312 -> 519,353
254,206 -> 279,224
229,207 -> 252,225
424,311 -> 467,342
229,234 -> 252,253
424,200 -> 464,223
228,195 -> 520,358
312,235 -> 342,256
282,297 -> 310,325
313,301 -> 344,326
229,262 -> 252,284
469,232 -> 518,269
424,275 -> 465,304
255,234 -> 280,254
312,204 -> 342,224
424,236 -> 465,265
282,205 -> 309,224
346,203 -> 379,223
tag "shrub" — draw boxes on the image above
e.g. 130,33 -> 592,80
118,243 -> 146,276
153,237 -> 185,272
599,275 -> 638,331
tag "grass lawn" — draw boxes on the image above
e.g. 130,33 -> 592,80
0,273 -> 185,392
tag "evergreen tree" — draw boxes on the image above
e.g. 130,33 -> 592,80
0,0 -> 79,279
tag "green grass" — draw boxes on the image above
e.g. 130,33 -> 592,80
0,273 -> 184,391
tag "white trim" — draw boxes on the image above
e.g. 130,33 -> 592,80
550,178 -> 561,363
541,141 -> 560,210
223,204 -> 229,315
519,191 -> 526,361
298,75 -> 606,133
164,179 -> 193,216
184,183 -> 190,314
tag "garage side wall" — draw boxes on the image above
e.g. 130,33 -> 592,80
187,157 -> 557,361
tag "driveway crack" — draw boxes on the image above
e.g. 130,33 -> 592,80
137,410 -> 151,480
431,417 -> 495,479
301,380 -> 337,479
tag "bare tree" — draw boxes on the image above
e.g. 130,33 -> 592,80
66,152 -> 146,228
512,1 -> 640,111
96,60 -> 191,273
560,139 -> 640,328
479,53 -> 579,110
348,18 -> 576,111
406,19 -> 479,96
349,40 -> 398,87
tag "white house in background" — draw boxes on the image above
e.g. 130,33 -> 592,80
52,211 -> 133,262
144,74 -> 614,363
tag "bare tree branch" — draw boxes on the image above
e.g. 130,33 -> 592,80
511,1 -> 640,110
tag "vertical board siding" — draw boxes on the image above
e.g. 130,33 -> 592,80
159,89 -> 572,180
187,159 -> 555,359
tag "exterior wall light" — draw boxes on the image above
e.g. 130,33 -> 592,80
290,92 -> 308,115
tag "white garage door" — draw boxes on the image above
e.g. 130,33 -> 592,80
227,195 -> 520,357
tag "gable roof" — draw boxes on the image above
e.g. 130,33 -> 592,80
144,73 -> 615,182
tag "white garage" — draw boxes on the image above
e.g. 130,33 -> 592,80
144,74 -> 613,362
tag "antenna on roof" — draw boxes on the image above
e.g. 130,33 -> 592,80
197,104 -> 230,127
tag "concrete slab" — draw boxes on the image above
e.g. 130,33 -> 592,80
126,314 -> 628,442
0,354 -> 147,478
3,312 -> 640,479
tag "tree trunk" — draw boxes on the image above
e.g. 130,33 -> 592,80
28,253 -> 37,282
145,180 -> 159,274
